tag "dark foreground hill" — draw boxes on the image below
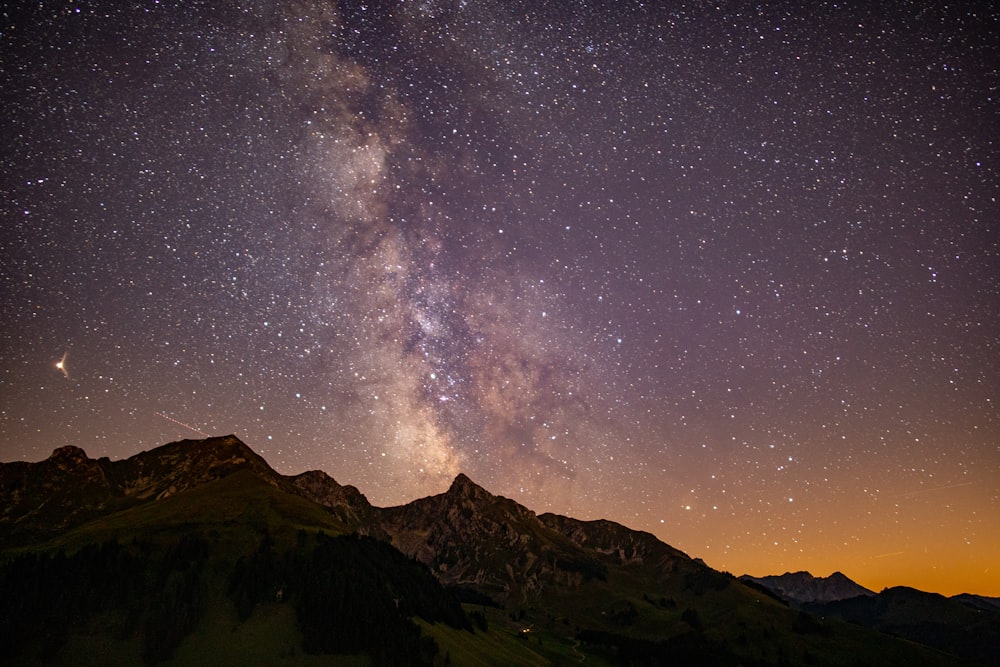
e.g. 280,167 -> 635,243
742,571 -> 1000,666
802,587 -> 1000,667
0,436 -> 984,666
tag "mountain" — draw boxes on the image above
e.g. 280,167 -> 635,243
0,436 -> 982,666
539,513 -> 692,574
739,572 -> 1000,665
0,435 -> 286,546
378,472 -> 609,600
0,438 -> 459,666
740,570 -> 876,605
953,593 -> 1000,613
804,586 -> 1000,667
287,468 -> 383,535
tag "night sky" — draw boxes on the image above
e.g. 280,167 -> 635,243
2,1 -> 998,596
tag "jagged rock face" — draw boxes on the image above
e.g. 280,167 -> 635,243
539,514 -> 690,576
0,445 -> 116,534
0,439 -> 704,607
741,570 -> 875,604
49,445 -> 91,466
289,470 -> 383,536
378,474 -> 605,600
290,470 -> 360,509
106,435 -> 284,501
0,435 -> 284,544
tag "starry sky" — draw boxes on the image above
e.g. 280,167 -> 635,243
2,1 -> 998,596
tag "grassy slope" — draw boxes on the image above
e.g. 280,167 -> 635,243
419,604 -> 621,667
9,469 -> 350,557
1,472 -> 967,666
2,472 -> 369,666
500,562 -> 963,667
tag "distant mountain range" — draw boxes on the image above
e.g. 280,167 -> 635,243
740,571 -> 876,605
1,435 -> 996,666
739,571 -> 1000,666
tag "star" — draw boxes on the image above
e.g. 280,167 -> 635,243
55,352 -> 69,380
0,0 -> 997,597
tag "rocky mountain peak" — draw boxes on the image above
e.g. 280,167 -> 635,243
740,570 -> 875,605
174,434 -> 254,461
446,473 -> 490,501
110,434 -> 283,501
290,469 -> 380,534
48,445 -> 90,465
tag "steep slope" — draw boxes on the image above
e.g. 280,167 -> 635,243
540,513 -> 692,575
379,479 -> 965,666
0,438 -> 981,666
288,468 -> 382,535
0,445 -> 120,540
0,446 -> 469,666
740,570 -> 875,605
46,469 -> 351,549
0,435 -> 285,546
378,473 -> 608,601
103,434 -> 285,499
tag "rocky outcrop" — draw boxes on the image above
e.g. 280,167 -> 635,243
106,435 -> 285,500
1,437 -> 704,607
0,445 -> 116,534
289,469 -> 383,535
0,435 -> 283,544
540,514 -> 690,572
378,473 -> 606,602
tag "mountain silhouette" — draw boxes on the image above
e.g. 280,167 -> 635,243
803,586 -> 1000,666
740,570 -> 876,605
1,436 -> 988,666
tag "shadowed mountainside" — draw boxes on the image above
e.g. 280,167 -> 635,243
803,586 -> 1000,667
0,436 -> 286,545
1,436 -> 988,666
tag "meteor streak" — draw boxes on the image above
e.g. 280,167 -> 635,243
154,411 -> 210,438
892,481 -> 975,499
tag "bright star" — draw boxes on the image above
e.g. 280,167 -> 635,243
55,351 -> 69,379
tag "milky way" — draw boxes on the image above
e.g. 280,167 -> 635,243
2,1 -> 998,595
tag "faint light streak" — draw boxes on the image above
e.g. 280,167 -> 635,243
891,481 -> 974,499
154,411 -> 211,438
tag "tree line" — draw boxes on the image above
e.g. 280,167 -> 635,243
1,530 -> 473,666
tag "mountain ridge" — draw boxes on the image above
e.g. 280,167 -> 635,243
0,435 -> 285,545
802,585 -> 1000,666
740,570 -> 876,605
1,435 -> 990,666
0,436 -> 983,600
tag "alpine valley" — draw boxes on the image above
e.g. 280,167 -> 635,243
1,436 -> 996,666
